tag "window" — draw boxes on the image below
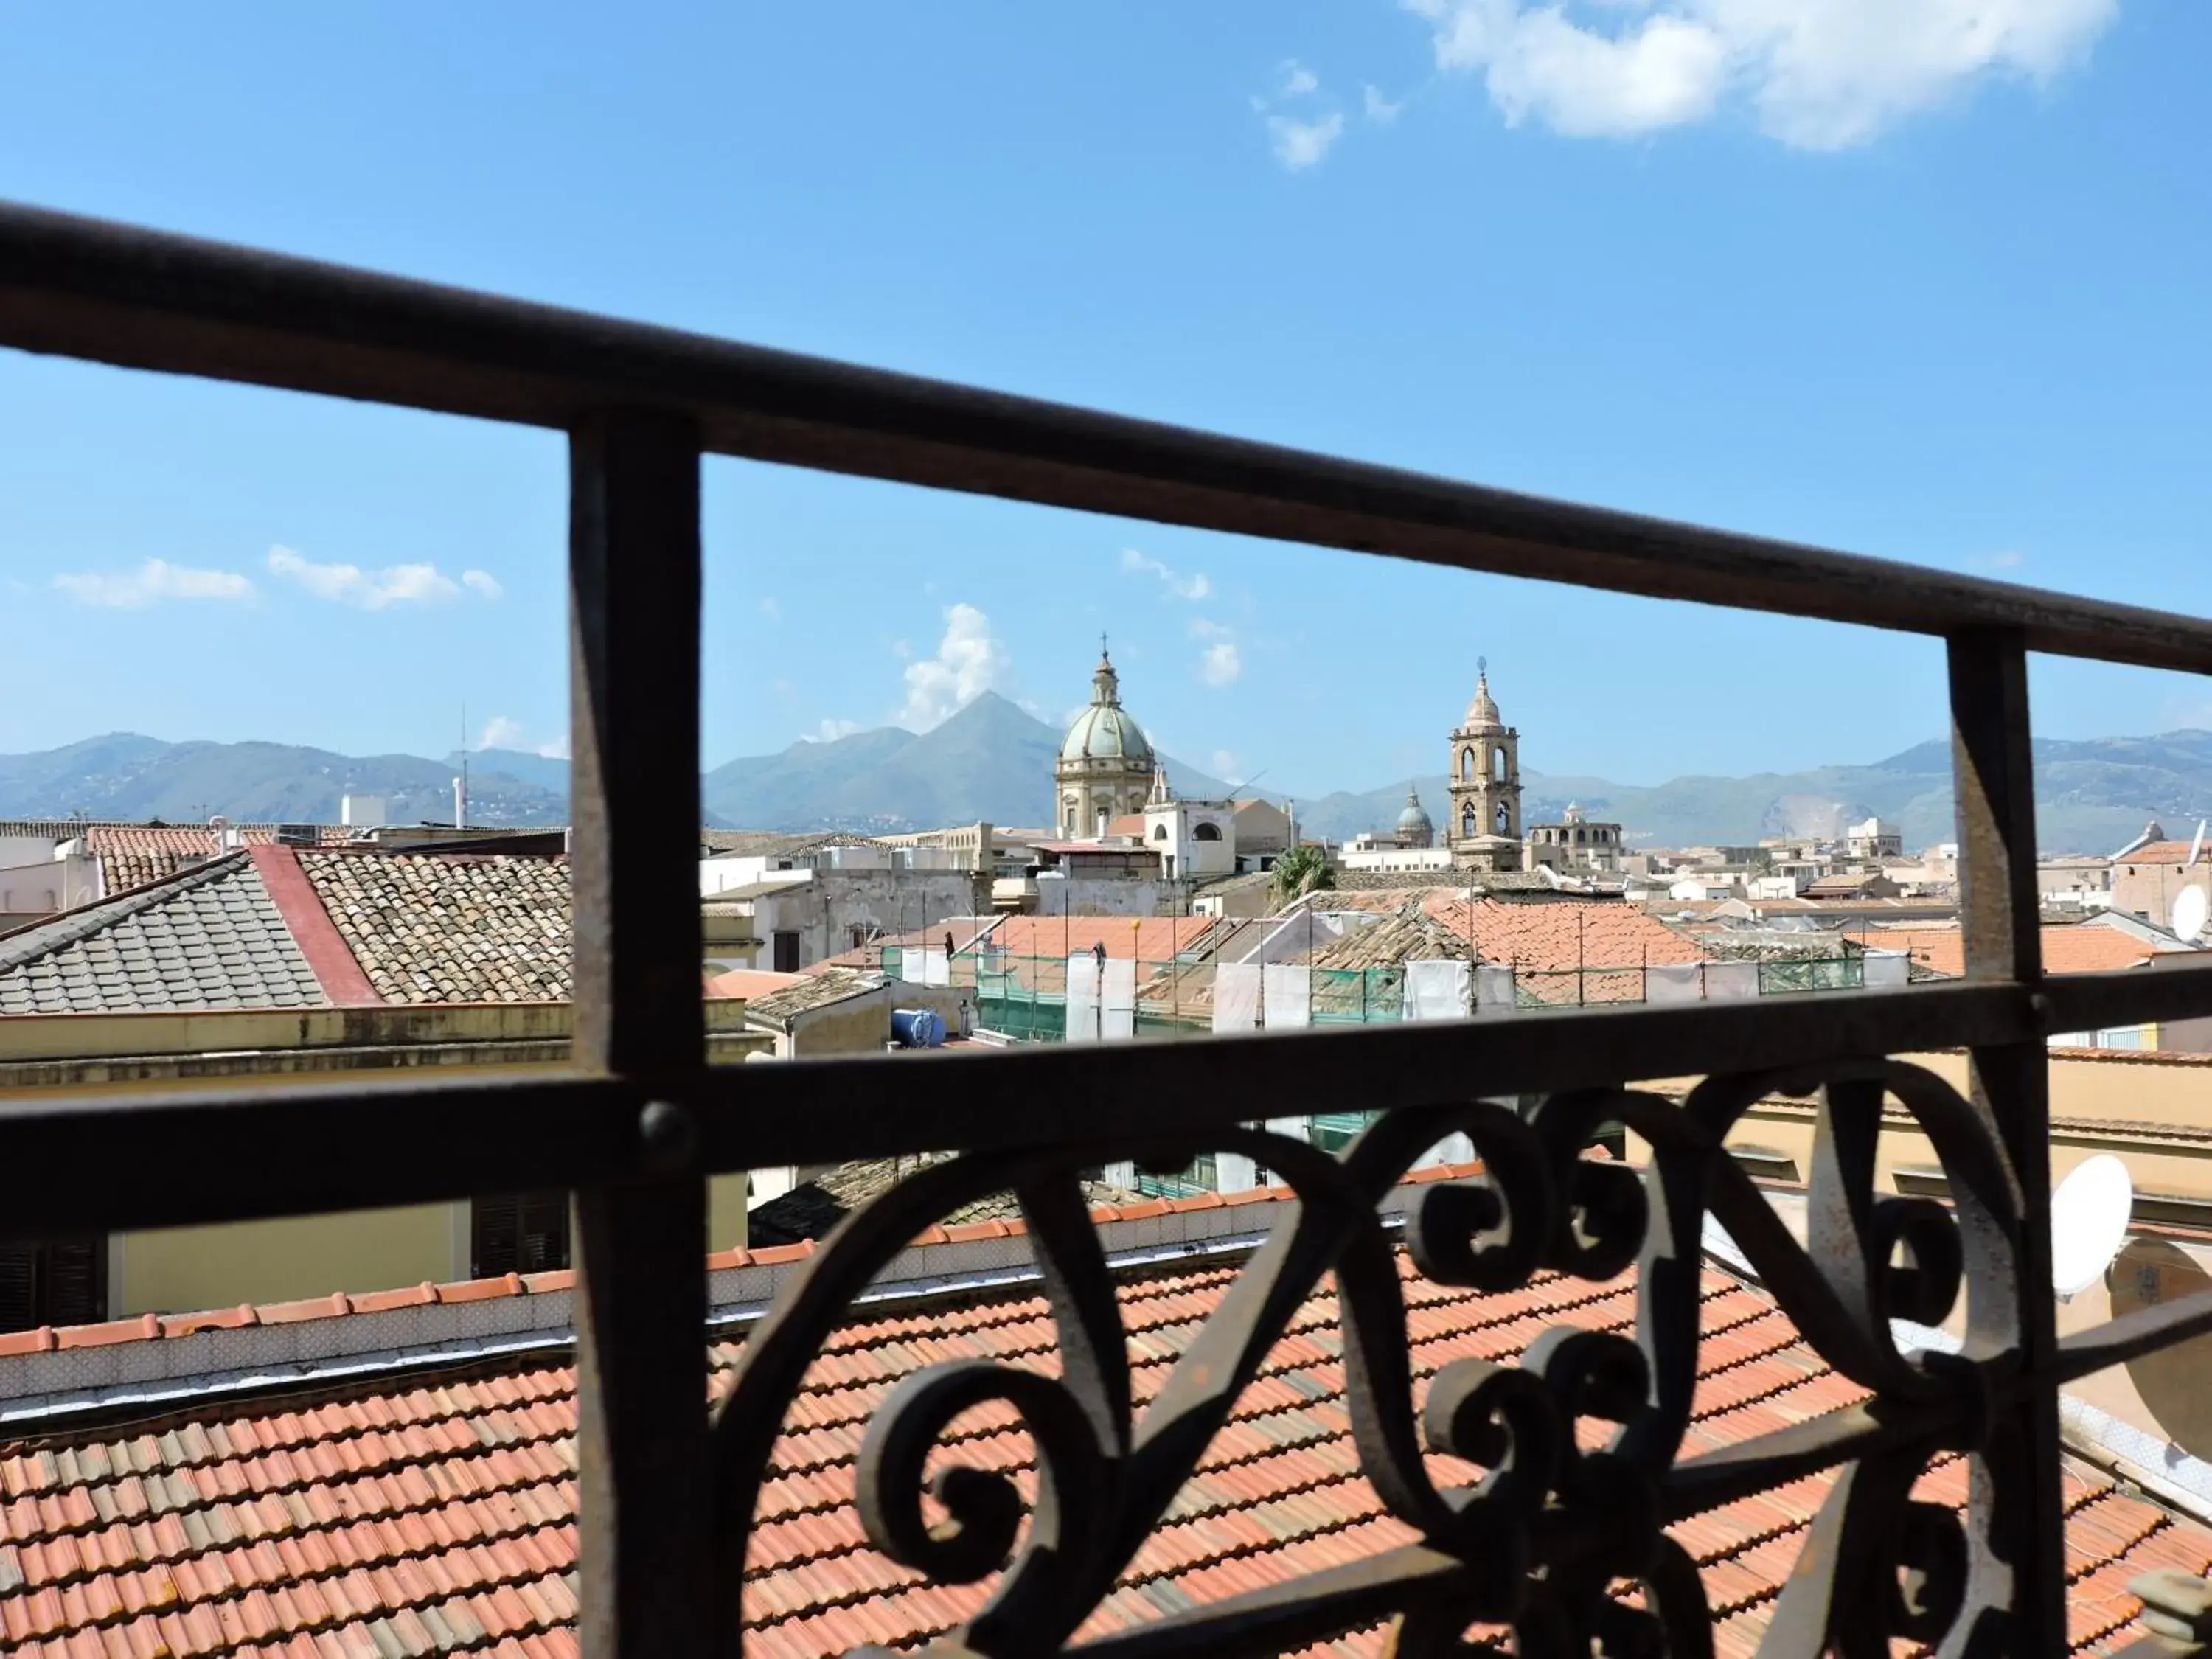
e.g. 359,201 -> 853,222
773,931 -> 801,972
1461,747 -> 1475,780
1495,804 -> 1511,834
1461,804 -> 1476,838
471,1193 -> 571,1278
1153,824 -> 1169,840
0,1237 -> 105,1333
1492,748 -> 1507,782
1194,822 -> 1222,841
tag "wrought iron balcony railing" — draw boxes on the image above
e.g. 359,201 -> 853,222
5,200 -> 2212,1659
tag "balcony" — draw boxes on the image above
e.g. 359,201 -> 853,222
5,198 -> 2212,1658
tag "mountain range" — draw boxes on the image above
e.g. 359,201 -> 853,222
7,698 -> 2210,855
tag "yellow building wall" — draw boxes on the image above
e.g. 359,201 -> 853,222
1635,1048 -> 2212,1204
709,1172 -> 751,1253
118,1203 -> 463,1316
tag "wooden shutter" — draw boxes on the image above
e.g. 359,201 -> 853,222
473,1194 -> 569,1277
44,1239 -> 103,1328
0,1245 -> 38,1334
517,1192 -> 570,1273
472,1194 -> 521,1279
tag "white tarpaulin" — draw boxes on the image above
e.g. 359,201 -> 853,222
1474,964 -> 1517,1016
1212,961 -> 1262,1033
1262,963 -> 1312,1027
1863,949 -> 1910,988
1065,951 -> 1100,1041
1101,956 -> 1138,1040
909,948 -> 950,988
1403,959 -> 1470,1022
1704,959 -> 1761,1001
1646,961 -> 1704,1004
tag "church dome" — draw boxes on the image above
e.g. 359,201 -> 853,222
1396,785 -> 1433,838
1060,647 -> 1154,765
1061,703 -> 1152,763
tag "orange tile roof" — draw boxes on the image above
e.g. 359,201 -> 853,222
2118,842 -> 2200,866
1315,891 -> 1704,972
705,968 -> 807,1001
80,825 -> 364,894
1877,924 -> 2171,978
0,1228 -> 2192,1657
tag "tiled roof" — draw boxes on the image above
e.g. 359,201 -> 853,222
0,853 -> 327,1015
746,1155 -> 1144,1247
1876,924 -> 2175,978
295,851 -> 571,1004
699,831 -> 885,858
742,967 -> 885,1025
0,1237 -> 2192,1658
80,826 -> 357,899
2118,842 -> 2200,866
1313,891 -> 1705,973
705,968 -> 807,1001
817,917 -> 1228,972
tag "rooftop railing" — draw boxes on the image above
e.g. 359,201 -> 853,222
6,200 -> 2212,1658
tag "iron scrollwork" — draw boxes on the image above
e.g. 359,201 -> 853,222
708,1058 -> 2053,1659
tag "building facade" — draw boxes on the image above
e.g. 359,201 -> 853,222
1526,801 -> 1625,874
1055,644 -> 1156,838
1446,667 -> 1524,873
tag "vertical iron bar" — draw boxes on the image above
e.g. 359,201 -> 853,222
1947,627 -> 2065,1657
570,409 -> 710,1659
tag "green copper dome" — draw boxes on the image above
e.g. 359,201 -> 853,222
1060,649 -> 1154,765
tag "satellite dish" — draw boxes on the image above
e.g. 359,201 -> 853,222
2113,1237 -> 2212,1458
2050,1154 -> 2134,1297
2174,885 -> 2209,944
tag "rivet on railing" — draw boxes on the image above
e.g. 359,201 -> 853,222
636,1099 -> 700,1175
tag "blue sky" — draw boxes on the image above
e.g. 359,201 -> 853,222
2,1 -> 2208,798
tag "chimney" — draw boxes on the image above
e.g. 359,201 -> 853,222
453,775 -> 467,831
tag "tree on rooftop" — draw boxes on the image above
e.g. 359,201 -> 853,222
1273,844 -> 1333,904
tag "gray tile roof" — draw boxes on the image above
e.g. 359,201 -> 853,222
0,853 -> 328,1015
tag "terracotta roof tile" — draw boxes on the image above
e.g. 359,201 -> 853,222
0,1245 -> 2195,1656
293,851 -> 570,1005
1876,924 -> 2172,978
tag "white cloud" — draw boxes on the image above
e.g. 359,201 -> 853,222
52,559 -> 255,608
1186,617 -> 1246,686
479,715 -> 527,751
1364,84 -> 1407,122
1406,0 -> 2118,147
801,717 -> 863,744
759,596 -> 783,623
897,602 -> 1012,731
1269,111 -> 1347,169
1281,59 -> 1321,97
266,545 -> 502,609
1212,749 -> 1244,784
1119,547 -> 1212,601
476,716 -> 569,758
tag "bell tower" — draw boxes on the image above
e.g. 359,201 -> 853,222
1446,659 -> 1523,874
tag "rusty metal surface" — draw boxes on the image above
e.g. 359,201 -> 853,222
703,1060 -> 2181,1659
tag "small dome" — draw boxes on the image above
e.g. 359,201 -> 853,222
1396,786 -> 1433,837
1060,646 -> 1154,765
1460,669 -> 1505,734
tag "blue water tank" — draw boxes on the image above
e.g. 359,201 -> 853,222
891,1007 -> 946,1048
